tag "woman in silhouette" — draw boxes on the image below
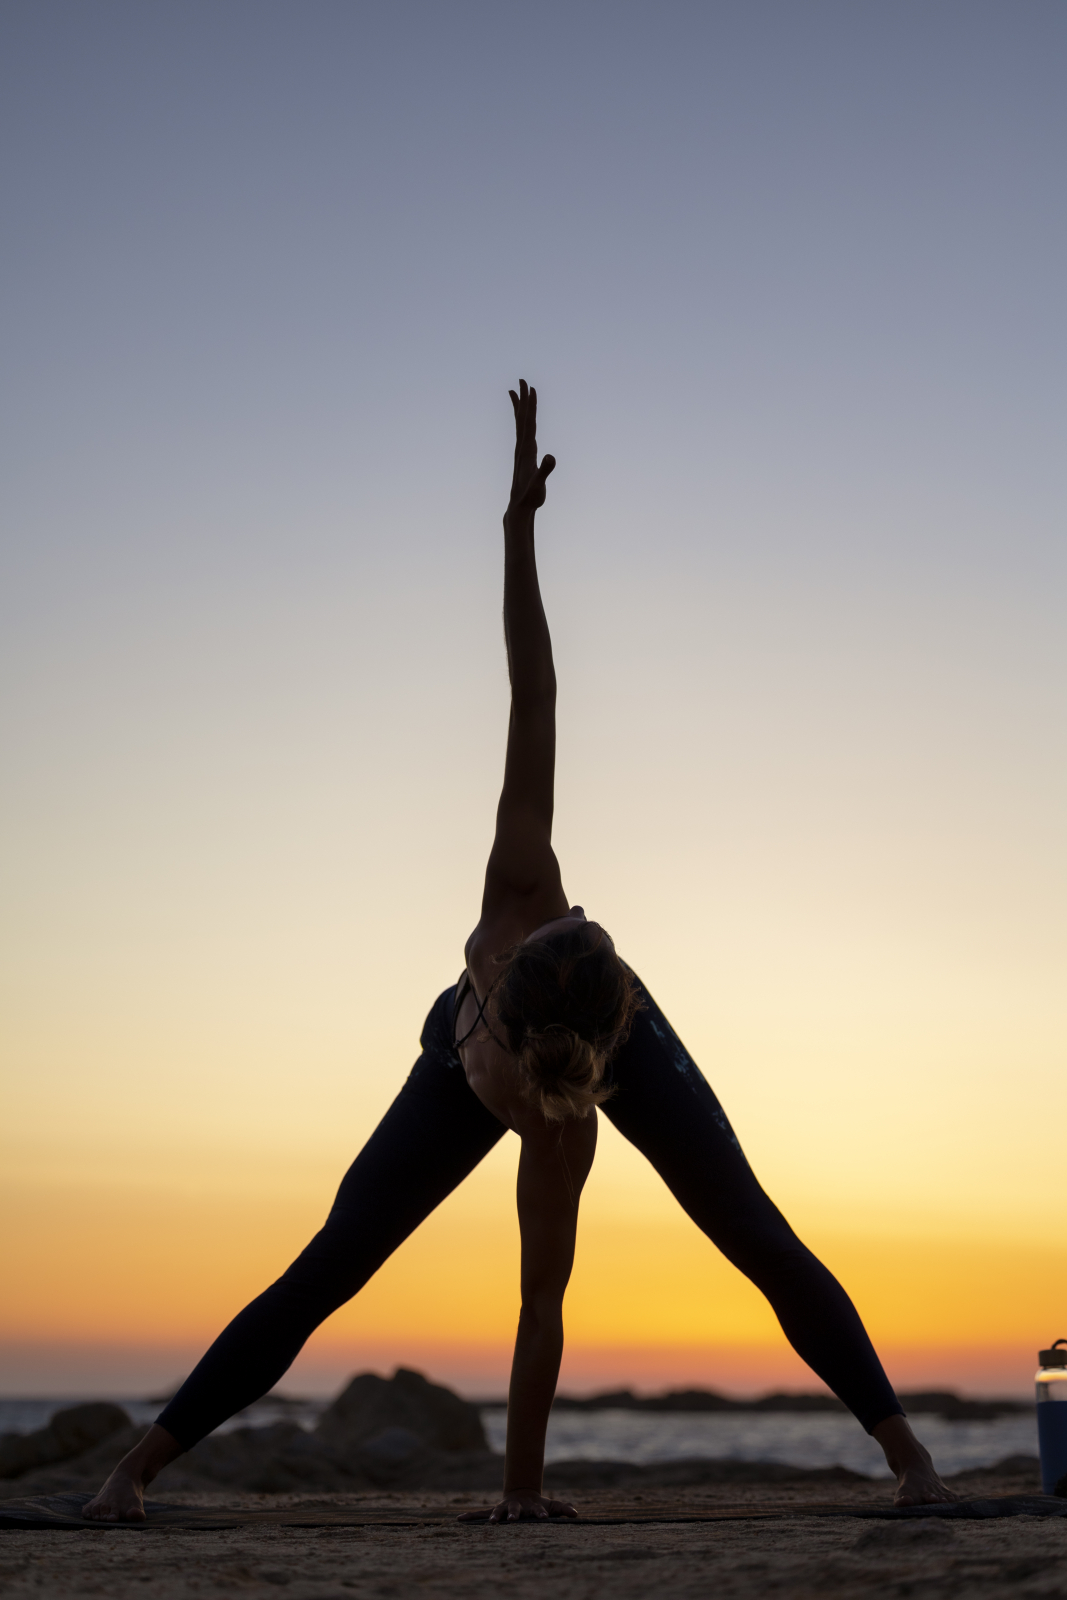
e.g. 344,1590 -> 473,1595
86,381 -> 954,1522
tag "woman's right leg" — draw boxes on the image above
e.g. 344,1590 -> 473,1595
602,979 -> 903,1435
601,978 -> 956,1501
156,989 -> 508,1450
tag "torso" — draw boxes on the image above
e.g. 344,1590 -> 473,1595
452,952 -> 526,1132
452,910 -> 570,1135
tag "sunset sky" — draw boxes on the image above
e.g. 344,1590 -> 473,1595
2,1 -> 1064,1402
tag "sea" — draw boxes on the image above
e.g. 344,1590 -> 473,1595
0,1398 -> 1038,1479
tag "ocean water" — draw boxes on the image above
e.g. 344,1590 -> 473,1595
0,1398 -> 1038,1478
481,1408 -> 1039,1478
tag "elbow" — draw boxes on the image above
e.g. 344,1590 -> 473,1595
518,1295 -> 565,1337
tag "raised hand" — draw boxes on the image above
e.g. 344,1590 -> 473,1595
507,379 -> 556,520
458,1488 -> 578,1524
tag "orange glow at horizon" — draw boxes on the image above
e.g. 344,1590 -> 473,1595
5,1145 -> 1063,1400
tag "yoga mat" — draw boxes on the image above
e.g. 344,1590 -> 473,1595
2,1492 -> 1065,1532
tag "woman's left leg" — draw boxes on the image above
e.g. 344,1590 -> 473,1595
603,979 -> 904,1435
83,987 -> 507,1522
155,987 -> 507,1450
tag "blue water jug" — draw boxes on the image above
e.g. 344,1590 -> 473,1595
1036,1340 -> 1067,1495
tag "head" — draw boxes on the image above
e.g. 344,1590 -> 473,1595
494,913 -> 641,1122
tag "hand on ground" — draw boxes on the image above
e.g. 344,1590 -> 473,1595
458,1489 -> 578,1523
81,1468 -> 147,1523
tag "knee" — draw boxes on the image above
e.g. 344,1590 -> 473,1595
714,1215 -> 809,1280
272,1221 -> 365,1305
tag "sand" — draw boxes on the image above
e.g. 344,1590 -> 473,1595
3,1466 -> 1065,1599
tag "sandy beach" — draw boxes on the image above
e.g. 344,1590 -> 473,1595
3,1462 -> 1065,1599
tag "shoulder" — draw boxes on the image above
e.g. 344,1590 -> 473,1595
516,1104 -> 597,1156
463,917 -> 521,988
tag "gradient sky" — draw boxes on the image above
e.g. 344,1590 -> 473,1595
2,1 -> 1065,1399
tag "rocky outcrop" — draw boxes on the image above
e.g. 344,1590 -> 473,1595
315,1368 -> 488,1454
10,1373 -> 1027,1502
173,1368 -> 494,1493
0,1404 -> 131,1478
551,1387 -> 1033,1420
0,1372 -> 499,1499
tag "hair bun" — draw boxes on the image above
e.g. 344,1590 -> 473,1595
518,1026 -> 608,1123
494,921 -> 642,1120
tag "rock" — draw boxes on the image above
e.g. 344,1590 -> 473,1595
897,1392 -> 1033,1421
0,1404 -> 131,1479
315,1368 -> 488,1454
48,1404 -> 132,1456
358,1428 -> 426,1464
947,1455 -> 1040,1493
552,1387 -> 1033,1419
177,1421 -> 373,1493
553,1387 -> 851,1414
986,1455 -> 1041,1477
173,1410 -> 457,1495
184,1421 -> 306,1485
554,1389 -> 644,1411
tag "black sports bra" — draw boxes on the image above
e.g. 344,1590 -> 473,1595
451,971 -> 509,1054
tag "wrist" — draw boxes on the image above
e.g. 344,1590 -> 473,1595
503,503 -> 535,535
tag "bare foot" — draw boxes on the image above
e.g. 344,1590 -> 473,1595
81,1424 -> 182,1523
872,1414 -> 959,1507
894,1458 -> 959,1507
82,1466 -> 147,1523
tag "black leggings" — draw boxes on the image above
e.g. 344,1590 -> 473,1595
157,978 -> 903,1449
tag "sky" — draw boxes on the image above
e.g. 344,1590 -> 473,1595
1,0 -> 1064,1402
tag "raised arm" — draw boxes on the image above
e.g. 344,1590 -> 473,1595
480,381 -> 563,921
